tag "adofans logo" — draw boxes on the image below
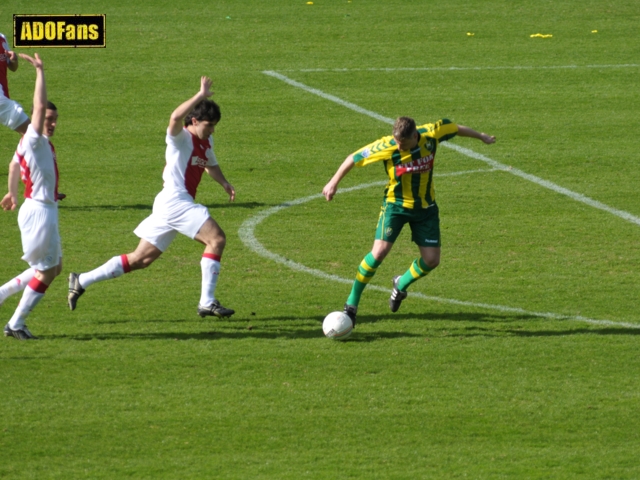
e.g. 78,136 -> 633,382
14,15 -> 105,48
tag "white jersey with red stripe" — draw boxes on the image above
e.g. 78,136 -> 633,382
0,33 -> 11,98
162,127 -> 218,200
13,124 -> 59,206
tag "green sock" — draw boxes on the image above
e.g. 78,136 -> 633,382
346,252 -> 382,307
397,257 -> 434,291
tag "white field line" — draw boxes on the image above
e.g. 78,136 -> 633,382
238,179 -> 640,330
280,64 -> 640,73
262,70 -> 640,227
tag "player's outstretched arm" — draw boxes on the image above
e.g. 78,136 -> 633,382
457,125 -> 496,144
18,53 -> 46,136
205,165 -> 235,202
1,160 -> 20,211
168,76 -> 213,136
322,154 -> 355,201
7,50 -> 18,72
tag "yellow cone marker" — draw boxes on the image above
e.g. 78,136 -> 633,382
467,32 -> 475,36
592,30 -> 598,33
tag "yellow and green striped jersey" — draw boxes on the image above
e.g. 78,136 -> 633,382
351,119 -> 458,209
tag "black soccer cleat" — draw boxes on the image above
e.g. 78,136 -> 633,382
343,303 -> 357,327
198,300 -> 235,318
389,275 -> 408,313
67,272 -> 85,311
4,323 -> 38,340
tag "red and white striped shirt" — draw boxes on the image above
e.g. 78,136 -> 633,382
13,124 -> 59,205
162,127 -> 217,200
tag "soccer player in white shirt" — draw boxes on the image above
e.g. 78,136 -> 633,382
1,53 -> 62,340
0,32 -> 30,134
68,76 -> 236,318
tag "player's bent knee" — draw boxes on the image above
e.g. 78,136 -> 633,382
424,258 -> 440,269
208,232 -> 226,250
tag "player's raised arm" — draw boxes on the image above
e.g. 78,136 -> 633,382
168,76 -> 213,137
322,154 -> 355,201
457,125 -> 496,144
19,53 -> 46,136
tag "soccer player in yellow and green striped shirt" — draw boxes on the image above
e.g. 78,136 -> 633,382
322,116 -> 496,325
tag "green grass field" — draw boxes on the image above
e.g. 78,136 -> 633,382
1,0 -> 640,478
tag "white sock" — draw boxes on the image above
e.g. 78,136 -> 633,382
9,278 -> 48,330
79,255 -> 129,289
200,254 -> 221,306
0,268 -> 36,304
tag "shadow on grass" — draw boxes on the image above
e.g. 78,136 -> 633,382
356,311 -> 542,324
93,312 -> 529,326
43,311 -> 640,342
43,329 -> 424,342
202,202 -> 267,209
59,202 -> 267,212
506,327 -> 640,337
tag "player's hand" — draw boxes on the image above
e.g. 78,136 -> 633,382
57,192 -> 66,201
18,52 -> 43,69
1,192 -> 18,211
222,182 -> 235,202
481,133 -> 496,144
200,76 -> 214,98
322,182 -> 337,201
8,51 -> 17,63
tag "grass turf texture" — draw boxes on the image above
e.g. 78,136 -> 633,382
1,0 -> 640,477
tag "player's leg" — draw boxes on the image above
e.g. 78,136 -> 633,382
343,202 -> 405,325
194,217 -> 234,318
345,240 -> 391,311
68,211 -> 174,310
5,259 -> 61,340
0,268 -> 36,306
389,205 -> 441,312
68,239 -> 163,310
6,202 -> 61,339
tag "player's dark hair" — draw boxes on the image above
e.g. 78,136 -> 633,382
30,101 -> 57,114
393,116 -> 417,140
184,99 -> 221,126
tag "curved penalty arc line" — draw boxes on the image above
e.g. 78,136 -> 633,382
238,176 -> 640,330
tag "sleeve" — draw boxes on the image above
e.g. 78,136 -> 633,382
351,135 -> 396,167
165,127 -> 189,148
206,136 -> 218,167
24,123 -> 43,149
418,119 -> 458,143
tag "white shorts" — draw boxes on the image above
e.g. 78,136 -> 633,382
18,199 -> 62,271
133,189 -> 210,252
0,94 -> 29,130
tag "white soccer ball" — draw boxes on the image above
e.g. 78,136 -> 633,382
322,311 -> 353,340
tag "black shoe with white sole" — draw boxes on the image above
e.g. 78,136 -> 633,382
389,275 -> 408,313
343,304 -> 357,327
198,300 -> 235,318
67,272 -> 85,311
4,323 -> 38,340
